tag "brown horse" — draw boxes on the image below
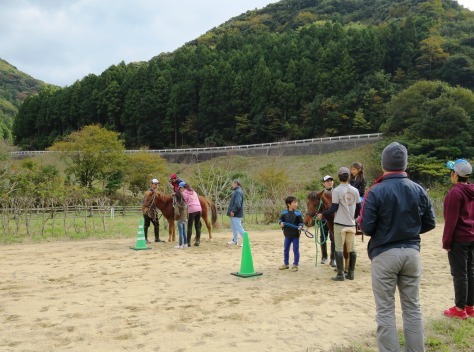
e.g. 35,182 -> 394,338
303,190 -> 349,271
143,190 -> 218,242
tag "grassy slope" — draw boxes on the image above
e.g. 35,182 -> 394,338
170,143 -> 382,191
0,58 -> 45,124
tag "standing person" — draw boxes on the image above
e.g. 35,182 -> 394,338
142,178 -> 164,243
349,161 -> 366,201
442,159 -> 474,319
317,167 -> 360,281
173,189 -> 189,249
360,142 -> 436,352
180,182 -> 202,247
227,179 -> 245,246
320,175 -> 336,266
169,173 -> 184,194
278,196 -> 304,272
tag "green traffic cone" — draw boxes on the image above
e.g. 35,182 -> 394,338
131,218 -> 151,250
231,231 -> 263,278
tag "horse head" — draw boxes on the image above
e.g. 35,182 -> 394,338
142,190 -> 155,211
151,190 -> 173,212
303,190 -> 332,227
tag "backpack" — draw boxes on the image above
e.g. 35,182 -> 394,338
174,201 -> 187,220
174,203 -> 180,220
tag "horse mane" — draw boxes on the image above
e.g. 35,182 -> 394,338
322,189 -> 333,203
154,190 -> 172,202
307,190 -> 322,202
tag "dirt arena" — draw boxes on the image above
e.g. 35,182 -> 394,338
0,226 -> 452,352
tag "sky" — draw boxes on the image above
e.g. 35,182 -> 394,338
0,0 -> 279,87
1,0 -> 472,87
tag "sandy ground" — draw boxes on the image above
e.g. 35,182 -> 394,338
0,225 -> 452,352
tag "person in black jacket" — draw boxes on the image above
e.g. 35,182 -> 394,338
321,175 -> 335,266
349,161 -> 366,201
278,196 -> 304,272
360,142 -> 436,352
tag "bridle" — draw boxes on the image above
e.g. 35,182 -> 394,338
145,190 -> 162,221
306,193 -> 324,218
305,191 -> 328,267
146,191 -> 157,209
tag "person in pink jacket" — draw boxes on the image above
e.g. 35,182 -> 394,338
180,182 -> 202,246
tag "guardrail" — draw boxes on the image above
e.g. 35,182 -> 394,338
10,133 -> 382,156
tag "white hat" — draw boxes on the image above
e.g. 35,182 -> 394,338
323,175 -> 334,182
446,159 -> 472,177
151,178 -> 159,184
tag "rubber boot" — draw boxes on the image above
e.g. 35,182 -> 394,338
154,225 -> 163,242
345,252 -> 357,280
187,233 -> 192,247
194,233 -> 200,246
320,242 -> 328,264
144,227 -> 150,244
344,251 -> 349,274
195,222 -> 201,246
330,241 -> 336,268
332,251 -> 345,281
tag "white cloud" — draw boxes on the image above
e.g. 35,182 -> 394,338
456,0 -> 474,10
0,0 -> 278,86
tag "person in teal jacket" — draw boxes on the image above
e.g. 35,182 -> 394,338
226,179 -> 245,246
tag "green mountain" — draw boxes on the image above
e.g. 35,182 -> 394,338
12,0 -> 474,151
0,59 -> 45,140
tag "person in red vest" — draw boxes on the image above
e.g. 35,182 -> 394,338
169,173 -> 184,194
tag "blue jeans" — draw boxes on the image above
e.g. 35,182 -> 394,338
177,220 -> 187,247
371,248 -> 424,352
230,217 -> 245,243
283,237 -> 300,266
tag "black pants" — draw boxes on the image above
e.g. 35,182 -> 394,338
187,211 -> 201,244
448,241 -> 474,308
143,214 -> 159,240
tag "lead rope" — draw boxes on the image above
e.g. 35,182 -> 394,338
313,199 -> 327,267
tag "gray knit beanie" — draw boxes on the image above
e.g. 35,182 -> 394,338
381,142 -> 408,171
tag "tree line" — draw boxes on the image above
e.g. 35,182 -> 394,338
12,0 -> 474,153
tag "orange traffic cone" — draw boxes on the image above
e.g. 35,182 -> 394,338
231,231 -> 262,278
131,218 -> 151,250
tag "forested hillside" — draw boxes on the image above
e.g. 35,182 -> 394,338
12,0 -> 474,152
0,59 -> 44,140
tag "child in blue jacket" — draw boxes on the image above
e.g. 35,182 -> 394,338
278,196 -> 304,272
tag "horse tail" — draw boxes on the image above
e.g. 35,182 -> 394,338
210,200 -> 218,228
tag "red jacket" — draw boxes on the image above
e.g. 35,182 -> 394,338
170,178 -> 183,193
442,183 -> 474,250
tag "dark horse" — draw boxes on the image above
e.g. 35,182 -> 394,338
303,190 -> 349,271
143,190 -> 218,242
